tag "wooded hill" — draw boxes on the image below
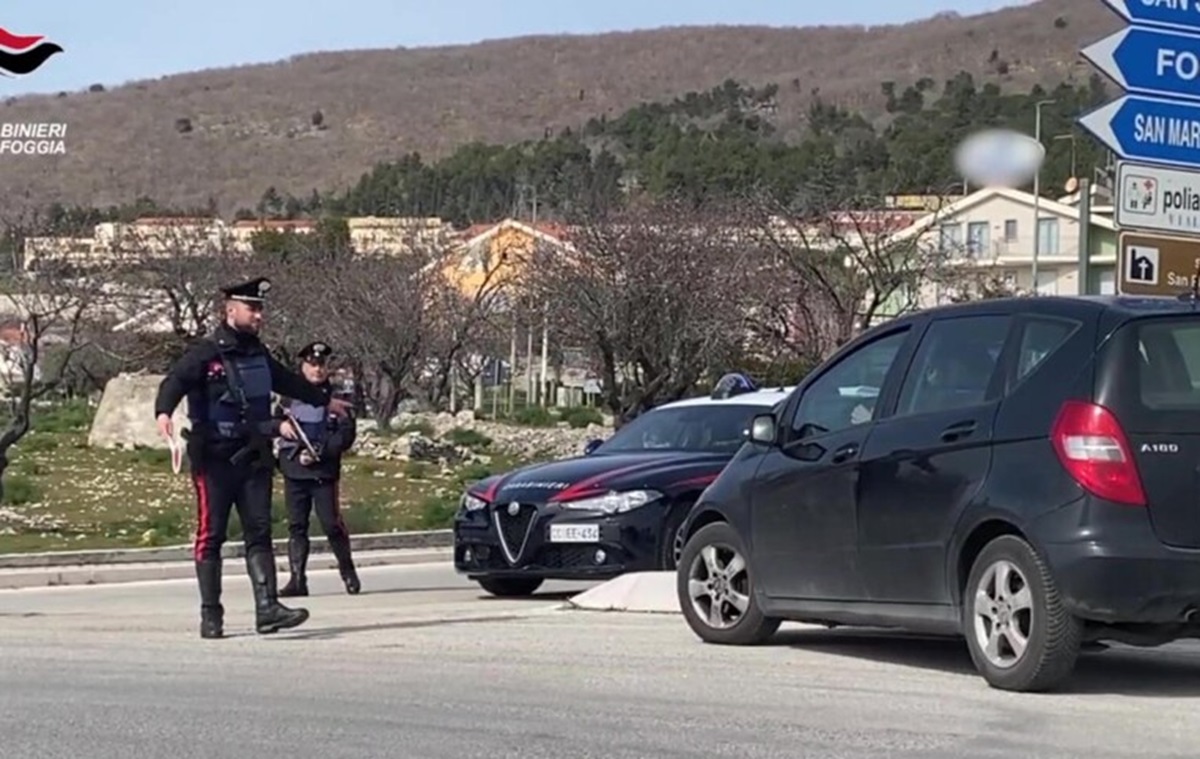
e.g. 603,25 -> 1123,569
3,0 -> 1120,217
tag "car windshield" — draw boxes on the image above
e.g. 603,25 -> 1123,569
594,403 -> 763,454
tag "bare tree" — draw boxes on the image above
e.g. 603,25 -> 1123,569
420,241 -> 512,410
745,185 -> 959,366
321,248 -> 448,427
0,256 -> 106,500
527,197 -> 753,424
102,220 -> 245,346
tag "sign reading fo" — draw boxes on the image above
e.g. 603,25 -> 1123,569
1118,231 -> 1200,295
1116,160 -> 1200,234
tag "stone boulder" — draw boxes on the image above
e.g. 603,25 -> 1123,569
87,372 -> 190,450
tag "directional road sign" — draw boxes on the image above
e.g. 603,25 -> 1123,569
1117,231 -> 1200,295
1083,26 -> 1200,102
1078,94 -> 1200,169
1103,0 -> 1200,34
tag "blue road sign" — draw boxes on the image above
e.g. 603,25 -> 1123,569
1079,94 -> 1200,169
1084,26 -> 1200,102
1104,0 -> 1200,34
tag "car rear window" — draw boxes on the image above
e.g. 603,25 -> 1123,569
1136,319 -> 1200,410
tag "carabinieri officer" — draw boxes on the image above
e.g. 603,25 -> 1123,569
154,278 -> 351,639
277,340 -> 361,597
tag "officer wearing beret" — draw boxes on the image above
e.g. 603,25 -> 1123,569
277,340 -> 361,597
153,277 -> 352,639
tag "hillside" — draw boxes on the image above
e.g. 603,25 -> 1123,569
0,0 -> 1119,216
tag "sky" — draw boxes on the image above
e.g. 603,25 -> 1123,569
1,0 -> 1034,96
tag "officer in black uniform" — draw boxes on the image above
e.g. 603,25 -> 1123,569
153,277 -> 351,639
277,340 -> 361,597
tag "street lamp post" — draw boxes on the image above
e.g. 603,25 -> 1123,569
1032,99 -> 1056,295
1054,133 -> 1077,179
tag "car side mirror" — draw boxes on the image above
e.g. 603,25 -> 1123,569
746,414 -> 777,446
583,438 -> 603,455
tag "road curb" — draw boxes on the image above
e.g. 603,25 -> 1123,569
0,529 -> 453,569
0,547 -> 453,590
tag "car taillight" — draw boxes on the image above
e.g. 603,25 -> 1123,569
1050,400 -> 1146,506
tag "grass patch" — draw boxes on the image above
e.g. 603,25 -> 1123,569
3,474 -> 42,505
0,423 -> 535,553
403,461 -> 431,480
446,427 -> 492,450
559,406 -> 603,428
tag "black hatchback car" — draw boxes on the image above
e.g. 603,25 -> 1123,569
675,295 -> 1200,692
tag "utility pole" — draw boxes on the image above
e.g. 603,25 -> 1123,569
1077,177 -> 1092,295
507,322 -> 517,414
525,322 -> 534,403
449,327 -> 458,414
1032,99 -> 1055,294
540,309 -> 549,407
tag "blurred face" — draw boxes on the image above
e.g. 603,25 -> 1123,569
225,299 -> 263,333
302,358 -> 328,383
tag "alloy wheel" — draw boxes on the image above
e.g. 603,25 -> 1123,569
972,558 -> 1034,669
686,543 -> 750,629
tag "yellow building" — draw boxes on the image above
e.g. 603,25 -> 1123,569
442,218 -> 574,305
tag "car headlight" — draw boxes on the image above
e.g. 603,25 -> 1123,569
461,493 -> 487,512
559,489 -> 662,515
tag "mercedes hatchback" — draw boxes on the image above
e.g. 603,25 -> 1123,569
675,295 -> 1200,692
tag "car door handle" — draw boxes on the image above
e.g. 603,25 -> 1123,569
940,420 -> 977,443
831,443 -> 859,464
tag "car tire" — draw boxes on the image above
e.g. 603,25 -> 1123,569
477,577 -> 544,597
676,521 -> 780,645
658,505 -> 690,571
962,535 -> 1083,693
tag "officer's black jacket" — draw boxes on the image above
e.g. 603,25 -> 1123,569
276,385 -> 357,481
153,322 -> 331,439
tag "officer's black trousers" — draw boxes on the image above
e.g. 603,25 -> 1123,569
190,455 -> 275,607
283,477 -> 349,545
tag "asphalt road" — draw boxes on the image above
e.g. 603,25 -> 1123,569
4,561 -> 1200,758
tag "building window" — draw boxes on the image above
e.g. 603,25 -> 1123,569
939,222 -> 963,253
1004,219 -> 1018,242
1037,218 -> 1060,255
1089,266 -> 1116,295
1036,269 -> 1058,295
967,222 -> 989,257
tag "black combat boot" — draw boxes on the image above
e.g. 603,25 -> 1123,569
196,559 -> 224,639
279,535 -> 309,597
245,549 -> 309,634
329,532 -> 361,595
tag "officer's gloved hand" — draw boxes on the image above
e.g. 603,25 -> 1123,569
299,450 -> 315,466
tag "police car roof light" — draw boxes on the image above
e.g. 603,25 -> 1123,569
711,372 -> 757,399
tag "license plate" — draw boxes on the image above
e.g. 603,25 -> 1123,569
549,524 -> 600,543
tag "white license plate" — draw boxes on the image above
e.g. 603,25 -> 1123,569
549,524 -> 600,543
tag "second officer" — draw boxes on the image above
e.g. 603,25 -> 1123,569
277,341 -> 361,596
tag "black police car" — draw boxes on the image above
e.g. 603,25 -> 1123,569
675,295 -> 1200,692
453,375 -> 792,597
